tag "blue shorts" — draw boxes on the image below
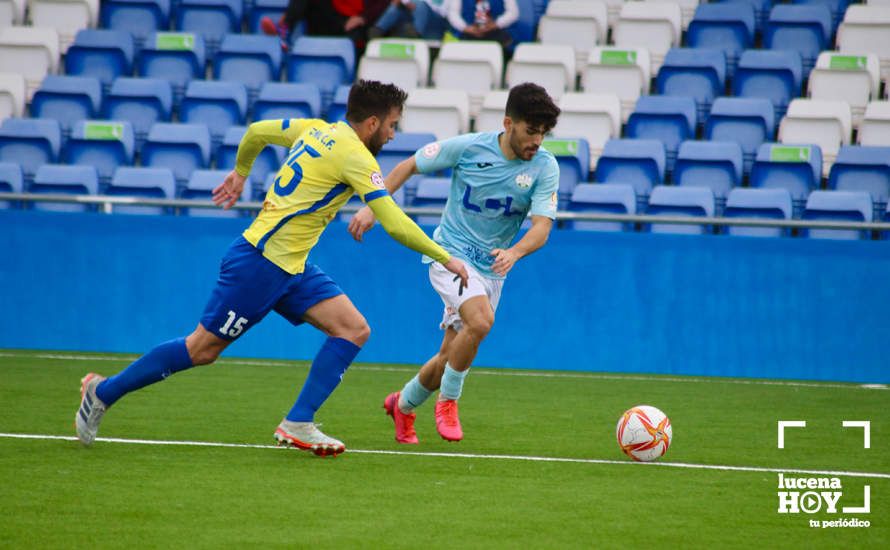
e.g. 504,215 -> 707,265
200,236 -> 344,341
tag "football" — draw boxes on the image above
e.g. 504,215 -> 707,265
616,405 -> 673,462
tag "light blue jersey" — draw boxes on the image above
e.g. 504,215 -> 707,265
414,132 -> 560,279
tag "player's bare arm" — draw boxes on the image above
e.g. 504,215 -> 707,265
491,215 -> 553,276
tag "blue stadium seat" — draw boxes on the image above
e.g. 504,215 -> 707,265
802,190 -> 873,240
733,50 -> 802,121
646,185 -> 716,235
656,48 -> 727,122
248,0 -> 288,34
257,172 -> 277,201
181,169 -> 240,217
713,0 -> 772,33
705,97 -> 775,175
286,37 -> 356,110
216,125 -> 285,191
595,139 -> 666,211
378,131 -> 436,205
253,83 -> 321,121
828,145 -> 890,220
325,84 -> 350,122
30,164 -> 99,212
0,162 -> 23,209
723,187 -> 793,237
791,0 -> 849,29
179,81 -> 248,148
108,167 -> 177,215
567,183 -> 636,232
542,137 -> 590,209
102,77 -> 173,147
764,5 -> 832,73
30,76 -> 102,136
176,0 -> 244,57
100,0 -> 171,48
141,123 -> 211,185
64,120 -> 135,187
687,3 -> 756,76
411,176 -> 450,225
213,34 -> 283,102
64,30 -> 135,91
750,143 -> 822,214
625,97 -> 696,172
137,32 -> 207,100
673,140 -> 743,211
0,118 -> 61,181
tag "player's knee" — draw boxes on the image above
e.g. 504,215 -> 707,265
337,317 -> 370,346
464,313 -> 494,339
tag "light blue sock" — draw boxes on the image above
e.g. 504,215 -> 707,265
439,363 -> 468,400
399,374 -> 433,412
286,337 -> 361,422
95,337 -> 194,407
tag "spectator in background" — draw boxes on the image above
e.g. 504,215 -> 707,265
448,0 -> 517,52
368,0 -> 452,40
261,0 -> 389,53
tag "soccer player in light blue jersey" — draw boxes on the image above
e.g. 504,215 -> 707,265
348,83 -> 561,443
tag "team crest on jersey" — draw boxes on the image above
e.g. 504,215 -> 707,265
422,142 -> 440,159
370,171 -> 385,189
515,173 -> 533,189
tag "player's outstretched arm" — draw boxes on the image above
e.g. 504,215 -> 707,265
491,215 -> 553,276
348,156 -> 419,241
234,119 -> 306,182
212,170 -> 248,210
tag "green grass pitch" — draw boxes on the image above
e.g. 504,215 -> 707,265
1,350 -> 887,548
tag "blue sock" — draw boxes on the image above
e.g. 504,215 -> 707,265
96,337 -> 194,407
399,374 -> 433,412
439,363 -> 468,401
286,337 -> 361,422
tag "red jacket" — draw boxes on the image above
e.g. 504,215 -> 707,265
332,0 -> 388,22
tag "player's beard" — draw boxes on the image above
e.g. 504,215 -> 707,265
369,127 -> 387,156
509,131 -> 538,161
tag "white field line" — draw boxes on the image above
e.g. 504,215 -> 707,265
1,432 -> 888,480
0,351 -> 886,391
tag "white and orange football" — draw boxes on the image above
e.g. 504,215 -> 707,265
616,405 -> 673,462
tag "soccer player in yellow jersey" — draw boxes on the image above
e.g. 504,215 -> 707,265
75,81 -> 469,457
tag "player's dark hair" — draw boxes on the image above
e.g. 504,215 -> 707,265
345,80 -> 409,124
505,82 -> 561,132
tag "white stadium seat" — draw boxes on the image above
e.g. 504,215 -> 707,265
651,0 -> 698,30
837,6 -> 890,81
537,0 -> 607,71
603,0 -> 623,28
0,71 -> 25,120
431,41 -> 502,118
808,52 -> 881,126
613,1 -> 682,73
505,43 -> 576,102
28,0 -> 97,52
858,101 -> 890,146
779,98 -> 853,174
553,92 -> 622,169
0,0 -> 25,26
474,90 -> 509,133
583,46 -> 651,123
0,26 -> 60,99
359,39 -> 430,90
401,88 -> 470,140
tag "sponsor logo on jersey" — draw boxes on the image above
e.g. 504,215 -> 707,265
515,173 -> 532,189
371,171 -> 385,189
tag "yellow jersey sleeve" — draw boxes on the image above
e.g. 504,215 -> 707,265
234,119 -> 318,177
339,148 -> 389,203
368,196 -> 451,264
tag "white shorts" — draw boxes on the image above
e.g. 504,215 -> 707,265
429,261 -> 504,331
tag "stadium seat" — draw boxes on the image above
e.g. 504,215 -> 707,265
248,0 -> 288,34
542,138 -> 591,208
0,0 -> 24,26
858,101 -> 890,146
750,143 -> 822,213
431,42 -> 503,118
733,49 -> 803,121
613,1 -> 682,73
256,171 -> 276,201
30,164 -> 98,212
566,183 -> 636,232
401,89 -> 469,140
0,161 -> 23,209
102,77 -> 173,146
475,90 -> 509,133
359,39 -> 430,91
673,140 -> 743,211
802,190 -> 873,239
28,0 -> 96,52
216,126 -> 285,190
141,122 -> 211,185
64,30 -> 135,91
552,93 -> 621,169
792,0 -> 850,29
410,176 -> 449,225
808,52 -> 882,126
764,5 -> 832,73
778,98 -> 852,173
179,80 -> 248,148
0,26 -> 60,99
64,120 -> 135,186
582,47 -> 651,122
713,0 -> 772,33
660,0 -> 701,30
0,118 -> 61,180
625,96 -> 697,172
0,72 -> 25,120
686,3 -> 756,75
100,0 -> 171,48
180,169 -> 239,217
655,48 -> 727,122
537,0 -> 607,71
137,32 -> 206,100
595,139 -> 666,207
286,36 -> 355,110
325,84 -> 350,123
828,145 -> 890,219
253,83 -> 321,121
646,185 -> 715,235
377,131 -> 435,205
213,34 -> 283,102
107,166 -> 176,215
509,0 -> 538,46
30,76 -> 103,136
837,6 -> 890,81
723,187 -> 793,237
705,97 -> 776,175
174,0 -> 242,56
505,43 -> 576,102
